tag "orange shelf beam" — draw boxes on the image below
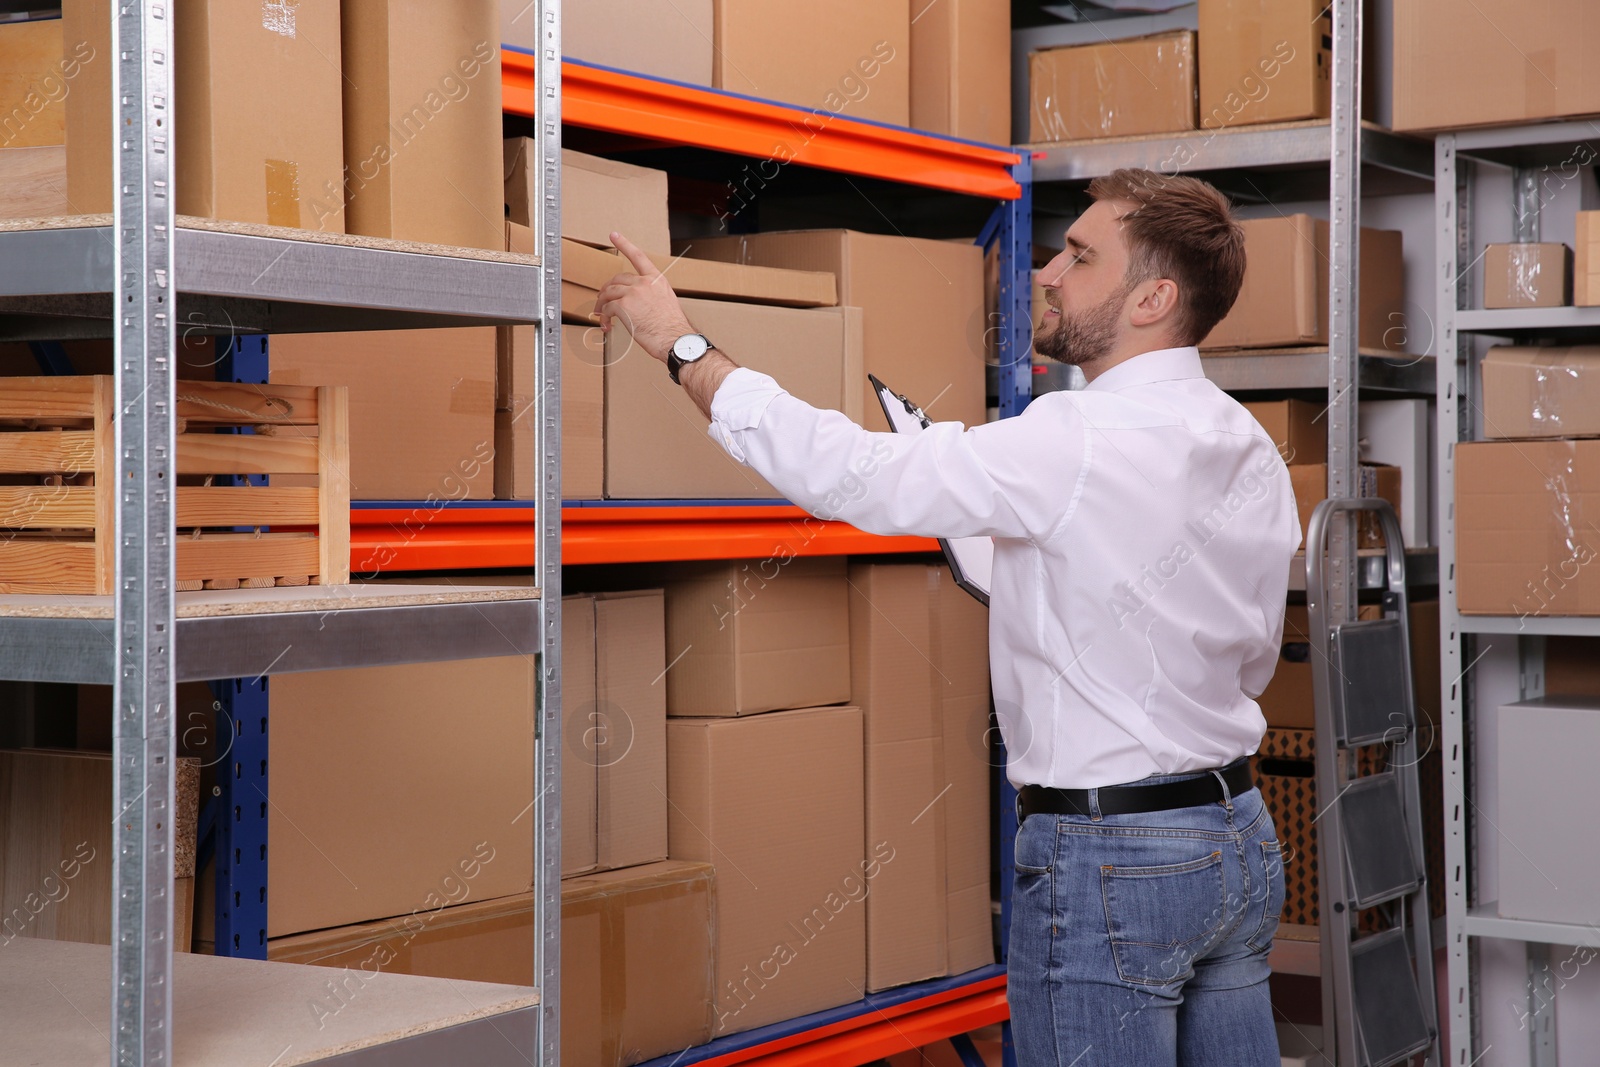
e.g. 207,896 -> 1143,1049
350,504 -> 939,572
563,505 -> 938,566
503,51 -> 1021,201
691,973 -> 1008,1067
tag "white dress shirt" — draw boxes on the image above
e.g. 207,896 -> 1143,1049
707,345 -> 1302,788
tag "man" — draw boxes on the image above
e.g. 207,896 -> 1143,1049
596,167 -> 1300,1066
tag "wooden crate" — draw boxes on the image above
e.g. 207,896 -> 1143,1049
0,376 -> 349,594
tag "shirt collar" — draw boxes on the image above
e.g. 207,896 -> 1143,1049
1082,346 -> 1205,392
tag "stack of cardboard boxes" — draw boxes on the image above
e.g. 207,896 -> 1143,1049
517,0 -> 1011,146
1026,0 -> 1333,144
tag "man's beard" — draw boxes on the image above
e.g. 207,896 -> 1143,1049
1034,281 -> 1133,367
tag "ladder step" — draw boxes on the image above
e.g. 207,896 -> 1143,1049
1341,772 -> 1424,908
1330,616 -> 1415,745
1351,927 -> 1434,1067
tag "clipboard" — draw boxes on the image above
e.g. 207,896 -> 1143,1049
869,373 -> 994,606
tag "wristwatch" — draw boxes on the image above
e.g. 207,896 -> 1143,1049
667,333 -> 714,384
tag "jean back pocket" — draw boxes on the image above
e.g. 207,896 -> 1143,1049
1100,850 -> 1227,987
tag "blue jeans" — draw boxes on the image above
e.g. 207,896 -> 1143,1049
1008,769 -> 1284,1066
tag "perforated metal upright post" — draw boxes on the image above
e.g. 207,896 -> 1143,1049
533,3 -> 565,1065
111,1 -> 178,1062
996,155 -> 1034,421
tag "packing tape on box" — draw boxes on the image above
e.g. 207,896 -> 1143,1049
265,159 -> 301,229
1530,363 -> 1583,434
1507,243 -> 1547,306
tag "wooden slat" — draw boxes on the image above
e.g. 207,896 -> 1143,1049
0,540 -> 96,594
0,431 -> 96,474
176,434 -> 319,475
174,486 -> 319,527
175,382 -> 320,426
0,486 -> 95,529
176,533 -> 321,583
316,386 -> 350,585
0,378 -> 96,420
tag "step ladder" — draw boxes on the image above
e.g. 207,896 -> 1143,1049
1305,498 -> 1439,1067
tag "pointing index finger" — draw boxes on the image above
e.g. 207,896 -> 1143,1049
611,232 -> 659,277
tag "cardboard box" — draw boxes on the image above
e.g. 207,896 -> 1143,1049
1287,463 -> 1400,551
1243,399 -> 1327,466
714,0 -> 910,126
263,657 -> 536,937
1483,243 -> 1571,309
1028,32 -> 1196,143
1201,216 -> 1405,351
668,706 -> 866,1035
688,230 -> 986,432
268,862 -> 716,1067
65,0 -> 346,229
0,750 -> 198,950
1498,698 -> 1600,925
848,563 -> 992,990
570,238 -> 837,308
594,590 -> 669,871
270,328 -> 495,502
909,0 -> 1010,146
1394,0 -> 1600,132
1481,347 -> 1600,440
1547,636 -> 1600,695
341,1 -> 502,249
1256,600 -> 1440,732
0,145 -> 67,220
1576,212 -> 1600,306
566,0 -> 715,86
514,146 -> 671,256
605,299 -> 863,499
1456,440 -> 1600,616
1198,0 -> 1330,129
564,595 -> 601,877
496,323 -> 605,500
659,557 -> 851,717
0,18 -> 67,149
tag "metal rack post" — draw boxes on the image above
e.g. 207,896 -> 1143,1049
996,155 -> 1034,421
112,1 -> 179,1062
534,2 -> 565,1064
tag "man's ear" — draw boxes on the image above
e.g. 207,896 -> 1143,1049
1129,278 -> 1180,331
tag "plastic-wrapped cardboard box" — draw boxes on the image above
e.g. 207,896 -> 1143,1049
1456,440 -> 1600,615
1028,32 -> 1196,143
1483,243 -> 1572,309
341,0 -> 503,249
1198,0 -> 1330,129
1200,216 -> 1405,351
848,562 -> 993,991
604,298 -> 863,499
270,328 -> 496,501
668,706 -> 866,1035
713,0 -> 910,126
659,557 -> 851,717
909,0 -> 1010,145
1481,346 -> 1600,439
687,230 -> 986,433
64,0 -> 346,229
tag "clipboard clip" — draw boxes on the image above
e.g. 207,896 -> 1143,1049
867,373 -> 931,429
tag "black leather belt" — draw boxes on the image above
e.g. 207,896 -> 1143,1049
1018,759 -> 1253,819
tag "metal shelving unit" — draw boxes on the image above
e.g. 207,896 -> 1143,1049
0,2 -> 563,1063
1435,119 -> 1600,1067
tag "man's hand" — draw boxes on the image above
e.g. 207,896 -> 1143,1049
593,232 -> 696,363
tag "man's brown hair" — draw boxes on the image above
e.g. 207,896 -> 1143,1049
1085,168 -> 1246,346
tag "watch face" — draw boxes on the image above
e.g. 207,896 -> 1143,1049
672,334 -> 710,362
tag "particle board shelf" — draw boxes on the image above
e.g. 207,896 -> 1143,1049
0,216 -> 542,341
1026,120 -> 1433,190
1463,903 -> 1600,946
0,937 -> 538,1067
1199,347 -> 1436,394
1455,305 -> 1600,336
509,53 -> 1023,200
0,583 -> 540,684
634,965 -> 1008,1067
1286,548 -> 1438,593
1455,614 -> 1600,636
